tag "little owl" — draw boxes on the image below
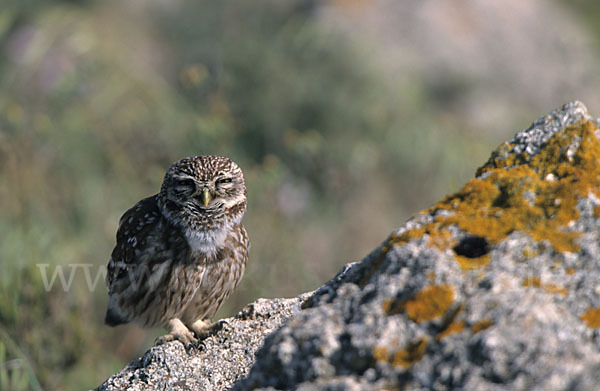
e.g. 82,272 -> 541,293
104,155 -> 249,347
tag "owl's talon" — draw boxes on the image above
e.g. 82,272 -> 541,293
190,319 -> 213,340
185,343 -> 198,354
155,318 -> 198,348
154,332 -> 197,347
212,319 -> 229,332
154,334 -> 173,346
195,340 -> 206,350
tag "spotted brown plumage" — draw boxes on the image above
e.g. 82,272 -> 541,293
104,156 -> 249,346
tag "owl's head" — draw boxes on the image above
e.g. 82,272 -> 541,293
158,155 -> 247,233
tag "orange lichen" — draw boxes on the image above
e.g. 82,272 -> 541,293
522,276 -> 544,289
522,277 -> 567,296
436,161 -> 581,253
367,121 -> 598,295
521,246 -> 538,258
455,254 -> 490,270
373,337 -> 428,368
436,320 -> 465,340
594,204 -> 600,218
373,346 -> 390,362
381,298 -> 403,315
387,120 -> 600,272
566,268 -> 575,275
391,228 -> 426,247
405,284 -> 454,323
391,337 -> 428,368
471,318 -> 493,333
428,230 -> 457,249
581,307 -> 600,328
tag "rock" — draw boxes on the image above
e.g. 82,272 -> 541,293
95,297 -> 308,391
97,101 -> 600,391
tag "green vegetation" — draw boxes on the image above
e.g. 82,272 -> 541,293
0,0 -> 538,389
561,0 -> 600,40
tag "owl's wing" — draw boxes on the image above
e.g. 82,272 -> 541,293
105,195 -> 162,293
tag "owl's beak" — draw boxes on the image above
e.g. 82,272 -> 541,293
200,188 -> 212,207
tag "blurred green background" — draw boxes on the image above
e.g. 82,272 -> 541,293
1,0 -> 599,389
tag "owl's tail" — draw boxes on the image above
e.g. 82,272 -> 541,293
105,293 -> 131,327
104,306 -> 128,327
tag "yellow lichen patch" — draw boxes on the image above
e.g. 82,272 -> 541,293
471,318 -> 493,333
436,163 -> 581,253
529,225 -> 580,254
476,142 -> 530,175
522,277 -> 567,296
455,254 -> 490,270
390,228 -> 426,248
566,268 -> 575,275
546,285 -> 567,296
405,284 -> 454,323
429,229 -> 458,249
382,299 -> 393,313
373,338 -> 429,368
391,120 -> 600,265
581,307 -> 600,328
436,320 -> 465,340
381,298 -> 404,315
391,337 -> 428,368
373,346 -> 390,362
366,120 -> 598,287
522,246 -> 538,258
594,204 -> 600,218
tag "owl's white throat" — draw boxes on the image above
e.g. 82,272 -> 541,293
185,227 -> 229,258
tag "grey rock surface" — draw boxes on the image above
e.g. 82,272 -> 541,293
97,101 -> 600,391
95,297 -> 307,391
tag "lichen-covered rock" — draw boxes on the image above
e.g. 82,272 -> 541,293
97,101 -> 600,391
95,297 -> 307,391
236,101 -> 600,390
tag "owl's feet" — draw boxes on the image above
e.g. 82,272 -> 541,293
190,319 -> 228,340
189,319 -> 213,340
155,318 -> 197,350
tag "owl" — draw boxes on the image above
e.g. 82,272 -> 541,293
104,155 -> 249,347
